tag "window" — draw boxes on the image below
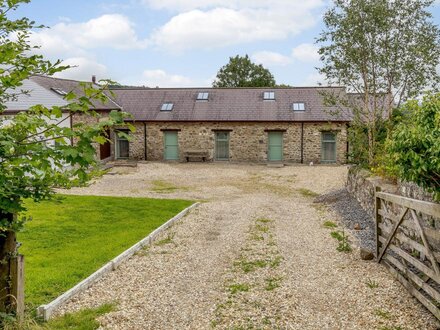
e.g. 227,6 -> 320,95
321,132 -> 336,163
116,130 -> 130,159
197,92 -> 209,101
293,102 -> 306,111
51,88 -> 67,96
215,132 -> 230,161
263,91 -> 275,100
161,103 -> 174,111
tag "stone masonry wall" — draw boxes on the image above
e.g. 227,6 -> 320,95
71,111 -> 116,161
346,166 -> 436,216
127,121 -> 348,163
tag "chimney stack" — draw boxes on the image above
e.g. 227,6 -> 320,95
92,75 -> 96,84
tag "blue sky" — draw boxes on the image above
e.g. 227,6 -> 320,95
11,0 -> 440,87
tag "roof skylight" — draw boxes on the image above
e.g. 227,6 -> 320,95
263,91 -> 275,100
292,102 -> 306,111
51,88 -> 67,96
161,103 -> 174,111
197,92 -> 209,101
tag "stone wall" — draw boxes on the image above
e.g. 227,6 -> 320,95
71,111 -> 114,161
346,166 -> 436,216
126,121 -> 348,163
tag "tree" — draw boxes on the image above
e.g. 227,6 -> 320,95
0,0 -> 128,318
317,0 -> 440,167
213,55 -> 276,88
385,93 -> 440,200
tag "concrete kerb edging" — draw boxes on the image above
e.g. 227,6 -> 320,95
37,202 -> 200,321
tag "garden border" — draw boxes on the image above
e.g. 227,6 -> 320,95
36,202 -> 200,321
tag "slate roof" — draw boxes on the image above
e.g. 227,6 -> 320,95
111,87 -> 352,122
4,75 -> 121,112
4,79 -> 68,111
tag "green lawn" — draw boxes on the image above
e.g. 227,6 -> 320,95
18,195 -> 193,308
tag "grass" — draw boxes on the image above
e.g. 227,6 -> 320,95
151,180 -> 188,193
234,258 -> 268,273
265,277 -> 282,291
228,283 -> 250,294
297,188 -> 319,198
40,304 -> 115,330
323,221 -> 338,228
374,308 -> 392,320
19,195 -> 193,308
155,232 -> 175,246
365,278 -> 379,289
2,304 -> 115,330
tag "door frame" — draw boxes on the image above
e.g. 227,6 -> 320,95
214,131 -> 230,161
115,129 -> 130,159
267,131 -> 284,162
163,130 -> 179,161
321,131 -> 337,163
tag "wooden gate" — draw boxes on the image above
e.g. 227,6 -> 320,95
375,189 -> 440,320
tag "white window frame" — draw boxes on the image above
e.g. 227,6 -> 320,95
161,103 -> 174,111
263,91 -> 275,100
293,102 -> 306,111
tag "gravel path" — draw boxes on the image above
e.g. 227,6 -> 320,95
58,163 -> 439,329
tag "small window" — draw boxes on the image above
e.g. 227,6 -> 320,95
263,91 -> 275,100
161,103 -> 174,111
197,92 -> 209,101
51,88 -> 67,96
293,102 -> 306,111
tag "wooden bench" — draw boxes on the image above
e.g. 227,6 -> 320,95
183,150 -> 210,162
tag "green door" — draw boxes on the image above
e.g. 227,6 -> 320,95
215,132 -> 230,160
268,132 -> 283,161
164,131 -> 179,160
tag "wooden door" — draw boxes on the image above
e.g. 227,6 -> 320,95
268,132 -> 283,161
164,131 -> 179,160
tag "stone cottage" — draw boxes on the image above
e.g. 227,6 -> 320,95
110,87 -> 351,164
3,76 -> 352,164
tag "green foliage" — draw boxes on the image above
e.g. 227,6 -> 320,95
40,303 -> 115,330
385,93 -> 440,199
317,0 -> 440,167
18,195 -> 193,306
365,278 -> 379,289
323,221 -> 337,228
228,283 -> 250,295
212,55 -> 276,88
0,0 -> 130,228
331,230 -> 352,252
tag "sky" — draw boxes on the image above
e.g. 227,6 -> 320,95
9,0 -> 440,87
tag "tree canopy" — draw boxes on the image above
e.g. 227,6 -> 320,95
0,0 -> 129,316
317,0 -> 440,167
212,55 -> 276,88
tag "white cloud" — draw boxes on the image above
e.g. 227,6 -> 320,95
149,1 -> 325,51
291,43 -> 320,63
30,14 -> 147,58
53,57 -> 108,81
299,72 -> 327,86
138,69 -> 194,87
252,51 -> 291,66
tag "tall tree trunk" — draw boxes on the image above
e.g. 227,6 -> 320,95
0,212 -> 17,314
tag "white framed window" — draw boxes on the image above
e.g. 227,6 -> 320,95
161,103 -> 174,111
197,92 -> 209,101
263,91 -> 275,100
293,102 -> 306,111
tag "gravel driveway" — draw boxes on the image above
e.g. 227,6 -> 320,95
59,162 -> 439,329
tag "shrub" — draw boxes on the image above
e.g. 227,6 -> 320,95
386,94 -> 440,200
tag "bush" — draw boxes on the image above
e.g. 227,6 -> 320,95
386,94 -> 440,200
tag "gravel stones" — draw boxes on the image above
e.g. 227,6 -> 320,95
56,163 -> 439,329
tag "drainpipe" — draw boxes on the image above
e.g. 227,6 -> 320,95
144,122 -> 147,161
300,122 -> 304,164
